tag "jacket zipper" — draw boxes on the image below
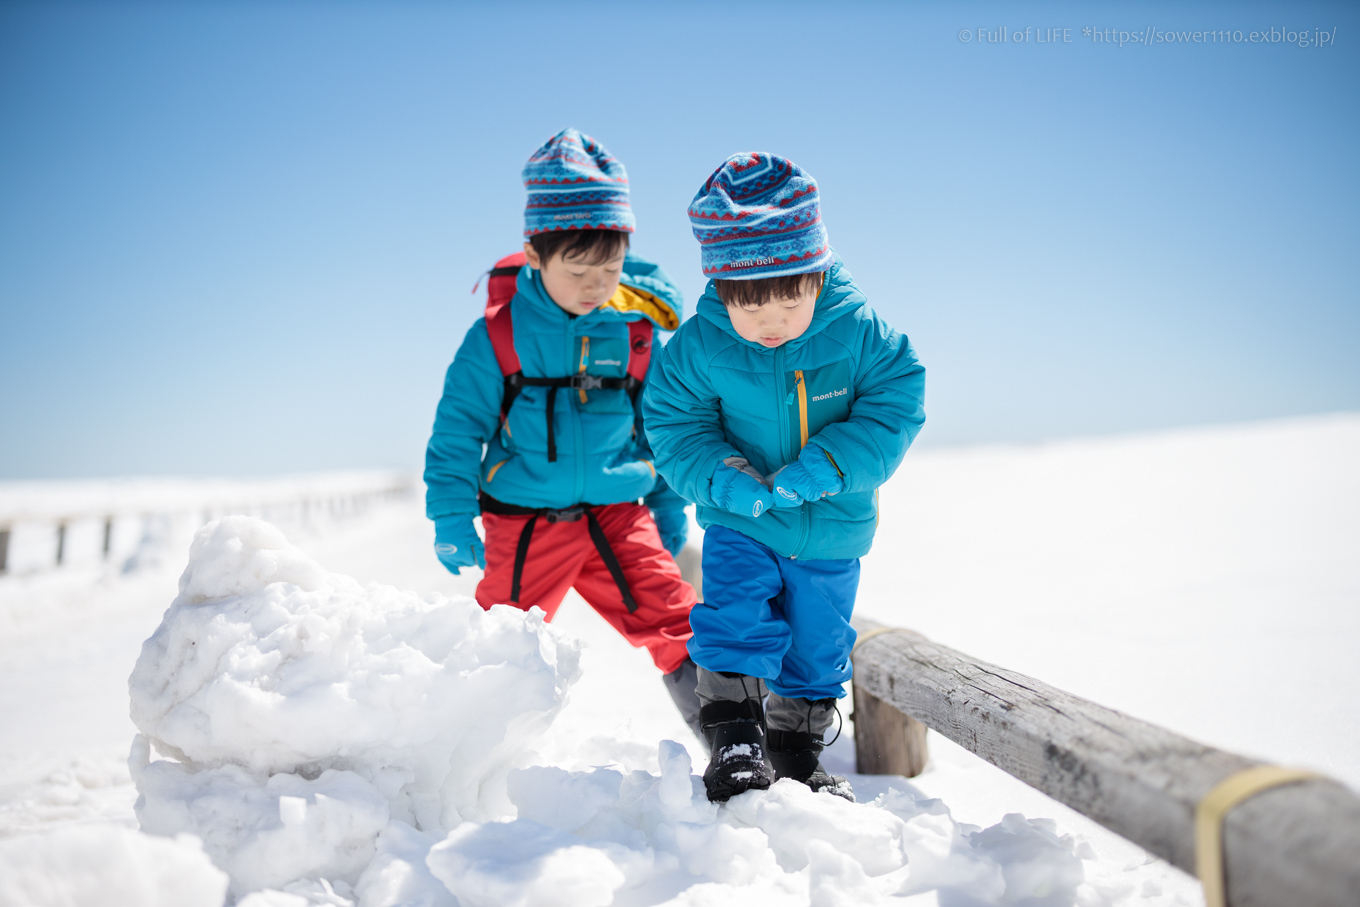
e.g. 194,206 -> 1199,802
774,346 -> 791,464
794,370 -> 809,449
577,337 -> 590,404
569,326 -> 585,503
773,346 -> 811,558
793,368 -> 811,557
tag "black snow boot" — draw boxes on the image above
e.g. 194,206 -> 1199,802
766,730 -> 854,801
700,699 -> 774,802
662,657 -> 708,752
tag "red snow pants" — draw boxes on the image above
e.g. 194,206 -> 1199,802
476,501 -> 695,674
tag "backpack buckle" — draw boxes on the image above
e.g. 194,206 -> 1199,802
571,374 -> 605,391
542,505 -> 586,524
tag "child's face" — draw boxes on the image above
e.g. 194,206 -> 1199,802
727,284 -> 819,348
523,242 -> 627,317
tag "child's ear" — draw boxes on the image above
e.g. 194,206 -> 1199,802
522,242 -> 543,271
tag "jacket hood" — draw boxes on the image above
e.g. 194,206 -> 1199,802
695,254 -> 865,351
514,251 -> 683,332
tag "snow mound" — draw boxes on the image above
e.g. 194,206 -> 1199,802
127,516 -> 581,899
0,825 -> 228,907
394,741 -> 1090,907
121,517 -> 1098,905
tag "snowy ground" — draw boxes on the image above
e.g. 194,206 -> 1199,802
0,412 -> 1356,906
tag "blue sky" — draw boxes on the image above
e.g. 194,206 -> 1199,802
1,0 -> 1356,478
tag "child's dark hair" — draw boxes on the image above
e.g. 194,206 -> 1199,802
528,229 -> 630,267
713,271 -> 824,309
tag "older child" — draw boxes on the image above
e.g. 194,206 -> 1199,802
424,129 -> 702,739
643,153 -> 926,800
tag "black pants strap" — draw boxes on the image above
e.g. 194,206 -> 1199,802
545,386 -> 558,462
585,509 -> 638,613
510,514 -> 538,604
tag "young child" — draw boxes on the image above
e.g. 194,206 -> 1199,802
643,153 -> 926,801
424,128 -> 703,739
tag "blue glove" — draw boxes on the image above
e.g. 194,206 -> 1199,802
711,459 -> 775,518
652,508 -> 688,558
771,480 -> 804,508
771,445 -> 845,504
433,515 -> 485,575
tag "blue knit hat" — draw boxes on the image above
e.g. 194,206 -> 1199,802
522,128 -> 635,238
688,153 -> 832,279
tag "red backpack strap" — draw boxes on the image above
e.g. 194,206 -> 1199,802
626,319 -> 654,384
485,252 -> 527,378
485,302 -> 520,377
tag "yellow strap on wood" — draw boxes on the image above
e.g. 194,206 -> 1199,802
851,626 -> 902,656
1195,765 -> 1318,907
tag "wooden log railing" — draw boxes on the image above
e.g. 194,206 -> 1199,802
849,616 -> 1360,907
0,475 -> 413,576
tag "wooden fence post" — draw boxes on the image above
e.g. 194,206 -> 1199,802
849,616 -> 1360,907
852,681 -> 928,776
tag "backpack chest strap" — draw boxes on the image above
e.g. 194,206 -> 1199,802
503,372 -> 643,462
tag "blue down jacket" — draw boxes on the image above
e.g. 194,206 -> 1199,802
425,253 -> 688,520
642,256 -> 925,560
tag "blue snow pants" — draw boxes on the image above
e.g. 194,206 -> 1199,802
688,524 -> 860,700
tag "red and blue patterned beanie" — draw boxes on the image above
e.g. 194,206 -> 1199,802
522,128 -> 635,238
688,153 -> 832,279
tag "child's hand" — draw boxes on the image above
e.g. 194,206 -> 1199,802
433,516 -> 486,575
711,459 -> 776,518
771,444 -> 845,504
770,478 -> 804,508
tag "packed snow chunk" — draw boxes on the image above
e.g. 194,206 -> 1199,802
132,736 -> 388,898
426,819 -> 627,907
177,515 -> 327,603
0,824 -> 227,907
670,819 -> 776,886
726,778 -> 910,876
803,838 -> 894,907
875,788 -> 1001,898
237,878 -> 356,906
875,788 -> 1092,904
128,516 -> 581,830
353,822 -> 457,907
967,812 -> 1085,905
506,765 -> 624,833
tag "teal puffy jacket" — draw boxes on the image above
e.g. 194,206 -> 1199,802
425,253 -> 687,520
642,257 -> 925,560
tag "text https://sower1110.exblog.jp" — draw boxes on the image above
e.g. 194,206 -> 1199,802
958,25 -> 1338,48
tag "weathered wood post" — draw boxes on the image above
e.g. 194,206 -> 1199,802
848,616 -> 1360,907
851,681 -> 928,776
